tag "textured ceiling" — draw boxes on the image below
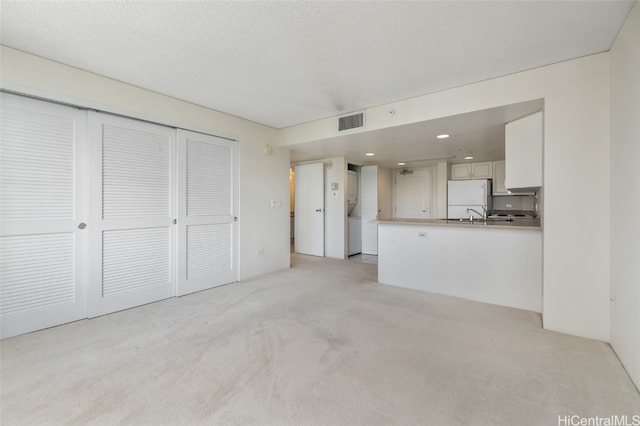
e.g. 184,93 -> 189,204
0,1 -> 634,129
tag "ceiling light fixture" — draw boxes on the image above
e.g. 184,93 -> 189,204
366,152 -> 375,156
436,134 -> 450,139
464,156 -> 474,160
398,162 -> 406,166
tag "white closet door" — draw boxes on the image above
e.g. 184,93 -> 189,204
294,163 -> 325,257
0,94 -> 88,338
177,130 -> 238,296
88,112 -> 176,317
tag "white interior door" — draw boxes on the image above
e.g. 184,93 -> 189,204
0,94 -> 88,338
177,129 -> 238,296
88,112 -> 176,317
294,163 -> 324,256
395,169 -> 432,219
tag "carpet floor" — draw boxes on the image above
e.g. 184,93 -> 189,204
1,254 -> 639,425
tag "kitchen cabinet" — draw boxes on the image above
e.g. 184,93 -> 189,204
450,161 -> 493,180
505,111 -> 542,190
493,160 -> 536,196
492,161 -> 508,195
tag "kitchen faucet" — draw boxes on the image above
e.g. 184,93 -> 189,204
466,207 -> 487,222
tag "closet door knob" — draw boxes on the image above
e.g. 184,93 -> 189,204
78,223 -> 87,230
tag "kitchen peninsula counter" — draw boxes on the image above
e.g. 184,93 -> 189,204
377,218 -> 542,312
376,217 -> 541,230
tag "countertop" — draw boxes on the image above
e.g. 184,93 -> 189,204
376,217 -> 541,230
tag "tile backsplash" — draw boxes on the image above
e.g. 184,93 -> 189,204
492,195 -> 536,213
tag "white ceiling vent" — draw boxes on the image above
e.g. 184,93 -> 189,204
338,112 -> 364,132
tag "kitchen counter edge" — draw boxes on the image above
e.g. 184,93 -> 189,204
375,218 -> 541,230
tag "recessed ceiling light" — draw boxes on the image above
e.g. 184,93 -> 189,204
464,156 -> 474,160
366,152 -> 375,156
398,162 -> 406,166
437,134 -> 450,139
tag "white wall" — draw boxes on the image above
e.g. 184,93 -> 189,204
280,53 -> 611,341
609,1 -> 640,389
377,166 -> 392,220
436,161 -> 448,219
0,46 -> 291,281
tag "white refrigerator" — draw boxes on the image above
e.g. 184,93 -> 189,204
447,179 -> 492,219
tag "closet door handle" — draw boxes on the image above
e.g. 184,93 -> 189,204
78,223 -> 87,230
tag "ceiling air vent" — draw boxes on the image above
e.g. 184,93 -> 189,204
338,112 -> 364,132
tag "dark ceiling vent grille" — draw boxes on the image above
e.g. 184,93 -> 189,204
338,112 -> 364,131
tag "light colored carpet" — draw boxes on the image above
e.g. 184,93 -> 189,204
1,254 -> 639,425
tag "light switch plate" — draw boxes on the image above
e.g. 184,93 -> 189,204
331,183 -> 339,190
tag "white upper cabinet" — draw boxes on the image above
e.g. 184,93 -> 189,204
470,161 -> 493,179
505,111 -> 543,190
451,163 -> 472,180
492,161 -> 508,195
450,161 -> 493,180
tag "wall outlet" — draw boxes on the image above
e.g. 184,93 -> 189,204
270,200 -> 282,208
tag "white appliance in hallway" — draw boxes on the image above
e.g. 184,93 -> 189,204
447,179 -> 492,219
347,169 -> 361,256
347,169 -> 358,215
348,216 -> 362,256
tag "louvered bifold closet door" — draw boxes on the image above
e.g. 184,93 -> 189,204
177,129 -> 238,296
0,94 -> 88,338
88,112 -> 176,317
